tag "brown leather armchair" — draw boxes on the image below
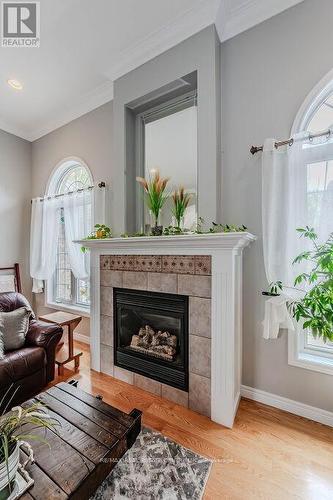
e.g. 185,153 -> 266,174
0,292 -> 63,408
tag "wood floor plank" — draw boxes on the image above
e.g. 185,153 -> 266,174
49,341 -> 333,500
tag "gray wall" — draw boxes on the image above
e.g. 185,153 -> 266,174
0,130 -> 31,298
32,101 -> 113,197
31,101 -> 114,337
221,0 -> 333,411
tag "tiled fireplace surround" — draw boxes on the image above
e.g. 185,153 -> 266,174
100,254 -> 212,416
80,233 -> 255,427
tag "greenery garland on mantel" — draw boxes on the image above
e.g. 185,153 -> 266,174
81,220 -> 248,251
120,219 -> 248,238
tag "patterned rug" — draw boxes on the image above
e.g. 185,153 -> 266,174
91,427 -> 212,500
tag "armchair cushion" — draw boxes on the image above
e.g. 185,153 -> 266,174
0,307 -> 32,354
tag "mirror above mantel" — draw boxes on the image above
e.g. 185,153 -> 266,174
125,72 -> 198,233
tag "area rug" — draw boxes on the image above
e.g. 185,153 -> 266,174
91,427 -> 212,500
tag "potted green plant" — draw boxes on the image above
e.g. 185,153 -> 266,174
136,170 -> 169,236
270,227 -> 333,341
172,187 -> 192,230
94,224 -> 112,239
81,224 -> 112,253
0,389 -> 58,498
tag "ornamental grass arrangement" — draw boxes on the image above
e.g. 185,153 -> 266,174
136,170 -> 170,235
172,187 -> 192,230
0,387 -> 59,497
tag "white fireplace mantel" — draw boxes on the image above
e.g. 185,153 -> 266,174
79,232 -> 256,428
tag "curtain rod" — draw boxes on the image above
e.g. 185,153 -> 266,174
250,128 -> 332,155
32,181 -> 106,203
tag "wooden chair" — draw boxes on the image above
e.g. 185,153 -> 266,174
0,263 -> 22,293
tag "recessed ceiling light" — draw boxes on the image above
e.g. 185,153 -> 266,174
7,79 -> 23,90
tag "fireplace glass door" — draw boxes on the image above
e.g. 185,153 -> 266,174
114,288 -> 188,390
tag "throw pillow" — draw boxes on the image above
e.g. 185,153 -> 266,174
0,307 -> 32,352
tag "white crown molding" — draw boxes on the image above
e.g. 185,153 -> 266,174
241,385 -> 333,427
216,0 -> 305,42
27,80 -> 114,142
106,0 -> 221,82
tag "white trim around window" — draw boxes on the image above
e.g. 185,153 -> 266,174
288,327 -> 333,376
45,282 -> 90,318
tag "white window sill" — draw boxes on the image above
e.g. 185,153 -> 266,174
288,329 -> 333,376
45,301 -> 90,318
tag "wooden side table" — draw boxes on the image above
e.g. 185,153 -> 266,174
39,311 -> 83,375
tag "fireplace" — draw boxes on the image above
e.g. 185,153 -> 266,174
113,288 -> 189,390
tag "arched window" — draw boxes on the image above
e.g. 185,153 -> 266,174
47,159 -> 93,313
47,159 -> 93,195
289,74 -> 333,373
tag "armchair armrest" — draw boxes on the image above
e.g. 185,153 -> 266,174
25,320 -> 63,382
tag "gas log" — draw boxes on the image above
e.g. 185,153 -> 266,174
129,325 -> 177,361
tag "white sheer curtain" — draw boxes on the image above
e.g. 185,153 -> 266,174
63,189 -> 92,279
30,188 -> 93,292
30,197 -> 61,292
262,131 -> 333,339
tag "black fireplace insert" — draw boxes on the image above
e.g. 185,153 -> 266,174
113,288 -> 188,390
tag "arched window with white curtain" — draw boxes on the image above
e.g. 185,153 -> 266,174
47,159 -> 93,311
262,70 -> 333,375
290,76 -> 333,371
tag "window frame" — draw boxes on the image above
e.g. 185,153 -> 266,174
288,70 -> 333,375
45,157 -> 93,317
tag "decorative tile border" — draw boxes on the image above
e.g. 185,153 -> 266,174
101,255 -> 211,275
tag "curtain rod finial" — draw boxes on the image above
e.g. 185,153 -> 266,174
250,145 -> 260,155
98,181 -> 106,188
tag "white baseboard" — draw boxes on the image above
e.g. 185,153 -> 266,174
73,332 -> 90,345
240,385 -> 333,428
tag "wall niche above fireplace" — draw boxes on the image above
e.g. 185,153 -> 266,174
113,288 -> 189,390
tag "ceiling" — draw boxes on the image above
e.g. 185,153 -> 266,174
0,0 -> 304,141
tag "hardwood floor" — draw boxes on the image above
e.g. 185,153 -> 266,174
52,341 -> 333,499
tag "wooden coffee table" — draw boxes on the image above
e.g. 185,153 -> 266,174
20,382 -> 142,499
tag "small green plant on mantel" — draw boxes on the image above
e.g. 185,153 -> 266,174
269,227 -> 333,342
0,387 -> 59,497
81,224 -> 112,252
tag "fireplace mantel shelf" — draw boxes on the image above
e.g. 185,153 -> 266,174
76,232 -> 256,251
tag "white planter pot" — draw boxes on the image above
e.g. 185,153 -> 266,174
0,442 -> 19,495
